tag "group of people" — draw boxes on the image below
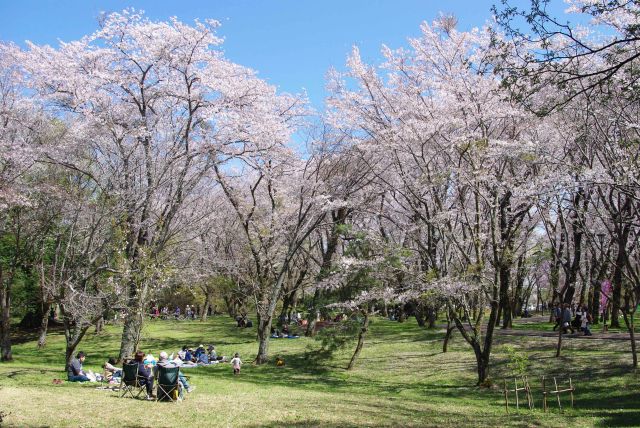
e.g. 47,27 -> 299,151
270,324 -> 300,339
151,305 -> 198,320
552,303 -> 593,336
235,315 -> 253,328
67,343 -> 244,400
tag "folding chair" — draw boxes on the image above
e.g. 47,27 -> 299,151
120,361 -> 146,399
156,365 -> 182,402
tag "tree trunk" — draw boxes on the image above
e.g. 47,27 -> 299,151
500,262 -> 512,329
427,307 -> 436,328
555,323 -> 563,357
118,306 -> 144,361
94,316 -> 104,334
306,208 -> 348,336
610,248 -> 625,328
475,345 -> 489,385
37,302 -> 51,348
0,269 -> 12,361
223,295 -> 236,318
622,306 -> 637,368
397,305 -> 407,323
442,320 -> 454,353
64,323 -> 92,372
305,289 -> 321,337
347,309 -> 369,370
414,302 -> 427,327
201,294 -> 210,321
255,313 -> 272,364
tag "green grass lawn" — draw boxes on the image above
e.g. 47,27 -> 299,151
0,316 -> 637,427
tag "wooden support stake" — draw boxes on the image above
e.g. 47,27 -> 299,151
514,378 -> 519,409
542,376 -> 547,413
554,377 -> 562,410
524,375 -> 533,409
504,380 -> 509,414
569,377 -> 574,408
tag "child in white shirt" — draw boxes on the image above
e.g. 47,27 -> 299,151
230,353 -> 242,375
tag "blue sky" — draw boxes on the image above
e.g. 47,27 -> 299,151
0,0 -> 570,109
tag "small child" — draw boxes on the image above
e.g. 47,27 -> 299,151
230,353 -> 242,375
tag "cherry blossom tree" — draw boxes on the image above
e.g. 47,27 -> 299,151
14,9 -> 305,359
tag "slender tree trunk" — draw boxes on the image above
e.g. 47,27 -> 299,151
347,309 -> 369,370
622,307 -> 637,368
305,289 -> 321,336
37,302 -> 51,348
223,295 -> 236,318
0,268 -> 12,361
555,323 -> 563,357
610,246 -> 626,328
64,323 -> 92,372
500,263 -> 512,329
94,316 -> 104,334
442,318 -> 454,353
201,294 -> 210,321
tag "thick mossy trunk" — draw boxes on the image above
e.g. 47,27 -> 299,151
118,307 -> 144,361
255,313 -> 272,364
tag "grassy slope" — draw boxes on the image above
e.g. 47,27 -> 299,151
0,316 -> 637,427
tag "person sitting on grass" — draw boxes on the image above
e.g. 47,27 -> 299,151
134,351 -> 155,400
156,351 -> 195,393
194,344 -> 206,360
184,348 -> 195,363
207,345 -> 224,362
230,353 -> 242,375
68,351 -> 90,382
103,357 -> 122,383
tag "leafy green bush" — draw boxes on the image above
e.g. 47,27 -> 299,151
504,345 -> 530,377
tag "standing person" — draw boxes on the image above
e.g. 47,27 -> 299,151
174,306 -> 181,320
581,306 -> 593,336
562,303 -> 574,334
134,351 -> 155,400
68,351 -> 90,382
230,353 -> 242,375
552,304 -> 562,331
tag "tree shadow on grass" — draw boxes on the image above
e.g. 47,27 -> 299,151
190,347 -> 490,404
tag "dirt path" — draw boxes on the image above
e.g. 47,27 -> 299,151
503,315 -> 636,341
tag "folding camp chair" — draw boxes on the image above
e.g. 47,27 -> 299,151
120,361 -> 146,399
156,365 -> 182,402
